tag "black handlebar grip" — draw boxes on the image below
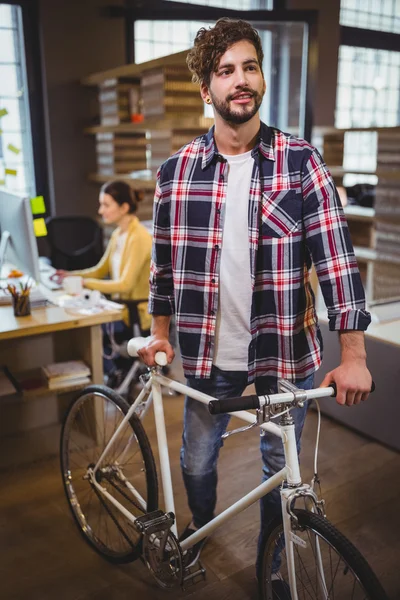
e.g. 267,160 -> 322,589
208,394 -> 260,415
330,381 -> 375,397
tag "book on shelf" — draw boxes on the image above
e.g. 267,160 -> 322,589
41,360 -> 91,385
47,375 -> 91,390
0,366 -> 19,397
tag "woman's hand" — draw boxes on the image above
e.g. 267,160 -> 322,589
50,269 -> 68,284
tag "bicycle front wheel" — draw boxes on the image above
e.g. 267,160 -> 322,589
60,385 -> 158,564
258,508 -> 388,600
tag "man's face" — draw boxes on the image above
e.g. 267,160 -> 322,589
204,40 -> 265,125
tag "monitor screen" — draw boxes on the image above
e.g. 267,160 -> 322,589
0,190 -> 40,282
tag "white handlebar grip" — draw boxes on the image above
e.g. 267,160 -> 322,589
155,352 -> 168,367
127,336 -> 147,357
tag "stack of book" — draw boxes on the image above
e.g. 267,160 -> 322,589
95,132 -> 148,176
99,78 -> 140,126
376,130 -> 400,173
141,66 -> 203,120
323,131 -> 344,167
373,131 -> 400,301
149,124 -> 211,176
41,360 -> 91,390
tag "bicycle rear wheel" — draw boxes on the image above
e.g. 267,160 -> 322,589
60,385 -> 158,564
258,508 -> 388,600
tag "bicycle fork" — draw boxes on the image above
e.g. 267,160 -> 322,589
279,413 -> 328,600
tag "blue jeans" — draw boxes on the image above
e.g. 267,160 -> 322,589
180,366 -> 314,563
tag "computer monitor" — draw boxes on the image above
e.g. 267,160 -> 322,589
0,190 -> 40,282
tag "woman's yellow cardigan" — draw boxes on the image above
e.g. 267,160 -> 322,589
74,216 -> 152,331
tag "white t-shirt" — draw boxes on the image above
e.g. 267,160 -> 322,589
213,149 -> 254,371
111,230 -> 128,281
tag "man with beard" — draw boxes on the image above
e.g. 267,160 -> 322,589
139,18 -> 372,585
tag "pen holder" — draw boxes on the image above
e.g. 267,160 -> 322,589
12,293 -> 31,317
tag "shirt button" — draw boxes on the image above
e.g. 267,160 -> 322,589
220,174 -> 224,181
214,244 -> 219,250
216,209 -> 221,214
211,278 -> 215,283
210,310 -> 215,316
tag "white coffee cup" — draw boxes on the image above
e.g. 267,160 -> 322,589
63,275 -> 83,295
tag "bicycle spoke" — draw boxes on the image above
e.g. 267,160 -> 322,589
260,512 -> 379,600
61,388 -> 157,562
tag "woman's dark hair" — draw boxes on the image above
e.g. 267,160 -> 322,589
186,18 -> 264,87
100,180 -> 138,214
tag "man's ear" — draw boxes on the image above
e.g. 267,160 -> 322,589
200,81 -> 210,104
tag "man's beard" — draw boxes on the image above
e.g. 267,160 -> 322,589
210,87 -> 264,125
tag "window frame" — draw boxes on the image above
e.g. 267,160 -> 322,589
2,0 -> 50,207
107,2 -> 319,141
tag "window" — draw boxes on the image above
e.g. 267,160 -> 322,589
0,4 -> 36,197
134,0 -> 272,63
340,0 -> 400,34
336,45 -> 400,129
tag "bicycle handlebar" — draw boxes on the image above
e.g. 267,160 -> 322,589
208,382 -> 376,415
126,337 -> 168,367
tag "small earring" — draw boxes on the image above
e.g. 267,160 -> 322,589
206,97 -> 212,105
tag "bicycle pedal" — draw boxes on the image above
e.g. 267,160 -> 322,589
134,509 -> 175,535
182,560 -> 206,589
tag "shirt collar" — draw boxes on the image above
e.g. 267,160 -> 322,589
201,121 -> 275,170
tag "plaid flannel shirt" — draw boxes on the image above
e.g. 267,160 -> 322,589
149,122 -> 371,381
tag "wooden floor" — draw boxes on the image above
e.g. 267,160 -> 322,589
1,391 -> 399,600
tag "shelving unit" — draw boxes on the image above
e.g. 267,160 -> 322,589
318,126 -> 400,304
82,51 -> 212,203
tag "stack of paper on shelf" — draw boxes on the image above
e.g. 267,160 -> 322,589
95,132 -> 148,176
373,131 -> 400,301
323,131 -> 344,167
41,360 -> 91,390
141,66 -> 203,119
149,126 -> 209,176
98,78 -> 140,126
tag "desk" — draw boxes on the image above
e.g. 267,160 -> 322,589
314,316 -> 400,451
0,298 -> 122,467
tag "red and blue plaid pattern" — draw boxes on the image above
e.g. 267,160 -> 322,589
149,123 -> 370,380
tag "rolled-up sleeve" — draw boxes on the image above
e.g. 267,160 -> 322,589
148,165 -> 175,316
302,148 -> 371,331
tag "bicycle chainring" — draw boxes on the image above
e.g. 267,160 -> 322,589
142,529 -> 183,588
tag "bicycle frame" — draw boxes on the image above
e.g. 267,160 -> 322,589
90,368 -> 334,599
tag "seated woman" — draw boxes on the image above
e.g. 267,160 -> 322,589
57,180 -> 152,381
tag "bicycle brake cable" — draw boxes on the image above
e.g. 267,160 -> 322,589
311,399 -> 322,496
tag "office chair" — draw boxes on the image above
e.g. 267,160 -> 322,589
45,216 -> 103,270
103,299 -> 150,397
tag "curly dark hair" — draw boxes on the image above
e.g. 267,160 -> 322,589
186,18 -> 264,87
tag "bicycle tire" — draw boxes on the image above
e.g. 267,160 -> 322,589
258,508 -> 388,600
60,384 -> 158,564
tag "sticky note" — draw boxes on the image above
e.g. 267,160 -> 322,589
5,168 -> 17,176
0,180 -> 5,186
30,195 -> 46,215
0,108 -> 8,118
33,218 -> 47,237
7,143 -> 20,154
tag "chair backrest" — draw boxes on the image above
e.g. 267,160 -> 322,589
45,216 -> 103,270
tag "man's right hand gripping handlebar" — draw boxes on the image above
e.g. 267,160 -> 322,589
137,336 -> 175,368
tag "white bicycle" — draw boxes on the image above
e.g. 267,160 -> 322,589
60,338 -> 387,599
